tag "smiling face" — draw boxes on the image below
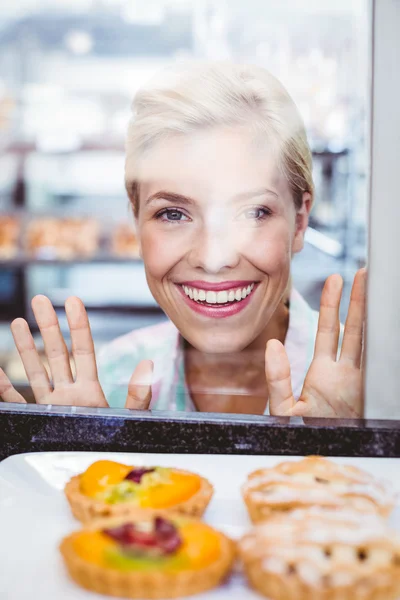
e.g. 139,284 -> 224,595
130,126 -> 310,353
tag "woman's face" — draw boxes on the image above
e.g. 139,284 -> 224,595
131,126 -> 310,353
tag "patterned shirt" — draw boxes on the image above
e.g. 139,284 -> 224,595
97,288 -> 338,413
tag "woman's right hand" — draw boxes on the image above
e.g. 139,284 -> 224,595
0,295 -> 153,410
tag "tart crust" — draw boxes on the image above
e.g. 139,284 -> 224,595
238,507 -> 400,600
242,456 -> 395,523
60,515 -> 235,599
65,468 -> 214,523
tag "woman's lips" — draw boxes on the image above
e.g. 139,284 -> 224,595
178,280 -> 256,291
175,282 -> 258,319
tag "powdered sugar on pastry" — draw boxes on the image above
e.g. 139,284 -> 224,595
242,456 -> 396,522
239,508 -> 400,598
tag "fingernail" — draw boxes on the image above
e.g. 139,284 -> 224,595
331,275 -> 343,292
11,319 -> 26,335
32,295 -> 49,318
66,298 -> 79,320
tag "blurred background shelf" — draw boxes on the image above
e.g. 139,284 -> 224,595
0,253 -> 142,266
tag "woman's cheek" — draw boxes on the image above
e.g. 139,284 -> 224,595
140,227 -> 187,281
249,224 -> 292,275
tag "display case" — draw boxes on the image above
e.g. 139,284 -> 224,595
0,0 -> 370,397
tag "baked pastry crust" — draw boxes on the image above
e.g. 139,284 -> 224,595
238,507 -> 400,600
60,515 -> 235,599
65,467 -> 214,523
0,215 -> 20,259
26,217 -> 99,259
242,456 -> 395,523
111,223 -> 140,257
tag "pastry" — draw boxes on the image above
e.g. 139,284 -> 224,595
60,513 -> 234,598
111,223 -> 140,257
26,217 -> 99,259
65,460 -> 213,523
0,215 -> 19,259
242,456 -> 395,523
238,507 -> 400,600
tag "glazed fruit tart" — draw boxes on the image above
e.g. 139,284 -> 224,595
238,507 -> 400,600
242,456 -> 395,523
65,460 -> 213,523
60,514 -> 235,599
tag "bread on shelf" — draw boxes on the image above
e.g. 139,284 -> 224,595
25,217 -> 100,259
111,223 -> 140,258
0,215 -> 20,259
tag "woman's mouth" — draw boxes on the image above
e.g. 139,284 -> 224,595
176,281 -> 258,319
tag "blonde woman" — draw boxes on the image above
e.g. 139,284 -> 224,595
0,62 -> 365,417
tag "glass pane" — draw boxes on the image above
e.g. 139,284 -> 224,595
0,0 -> 370,418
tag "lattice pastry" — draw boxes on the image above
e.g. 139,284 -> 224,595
238,507 -> 400,600
242,456 -> 395,523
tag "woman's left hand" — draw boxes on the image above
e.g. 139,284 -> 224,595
266,268 -> 366,418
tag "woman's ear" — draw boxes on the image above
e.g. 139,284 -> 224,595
292,192 -> 312,254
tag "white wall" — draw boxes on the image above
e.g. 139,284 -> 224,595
365,0 -> 400,418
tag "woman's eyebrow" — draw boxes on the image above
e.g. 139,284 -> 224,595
145,190 -> 195,206
234,187 -> 279,201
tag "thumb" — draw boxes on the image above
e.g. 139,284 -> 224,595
265,339 -> 295,416
125,359 -> 153,410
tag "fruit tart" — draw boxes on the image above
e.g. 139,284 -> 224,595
242,456 -> 395,523
238,507 -> 400,600
60,514 -> 235,599
65,460 -> 213,523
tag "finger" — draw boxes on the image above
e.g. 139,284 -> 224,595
0,367 -> 27,403
31,295 -> 73,386
314,274 -> 343,360
65,296 -> 98,382
339,268 -> 366,368
125,360 -> 153,410
265,339 -> 295,416
10,318 -> 52,402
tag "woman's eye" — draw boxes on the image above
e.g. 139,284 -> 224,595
241,207 -> 271,221
156,208 -> 190,222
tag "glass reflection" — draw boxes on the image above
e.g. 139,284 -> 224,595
0,1 -> 369,419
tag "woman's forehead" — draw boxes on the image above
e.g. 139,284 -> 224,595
129,127 -> 290,202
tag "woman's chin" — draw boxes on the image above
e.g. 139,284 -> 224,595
182,332 -> 254,354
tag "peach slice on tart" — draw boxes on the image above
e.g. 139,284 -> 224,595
65,460 -> 214,523
60,514 -> 235,599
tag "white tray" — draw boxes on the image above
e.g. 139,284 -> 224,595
1,452 -> 400,600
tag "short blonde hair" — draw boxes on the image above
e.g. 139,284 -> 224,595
125,61 -> 314,215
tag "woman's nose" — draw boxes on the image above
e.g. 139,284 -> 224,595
187,222 -> 241,273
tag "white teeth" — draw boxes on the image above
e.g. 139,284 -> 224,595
182,283 -> 256,304
206,291 -> 217,304
216,291 -> 228,303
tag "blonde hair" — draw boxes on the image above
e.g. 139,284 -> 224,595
125,61 -> 314,215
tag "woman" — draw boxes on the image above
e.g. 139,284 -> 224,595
0,62 -> 365,417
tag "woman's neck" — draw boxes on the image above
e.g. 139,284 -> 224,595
183,297 -> 290,414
